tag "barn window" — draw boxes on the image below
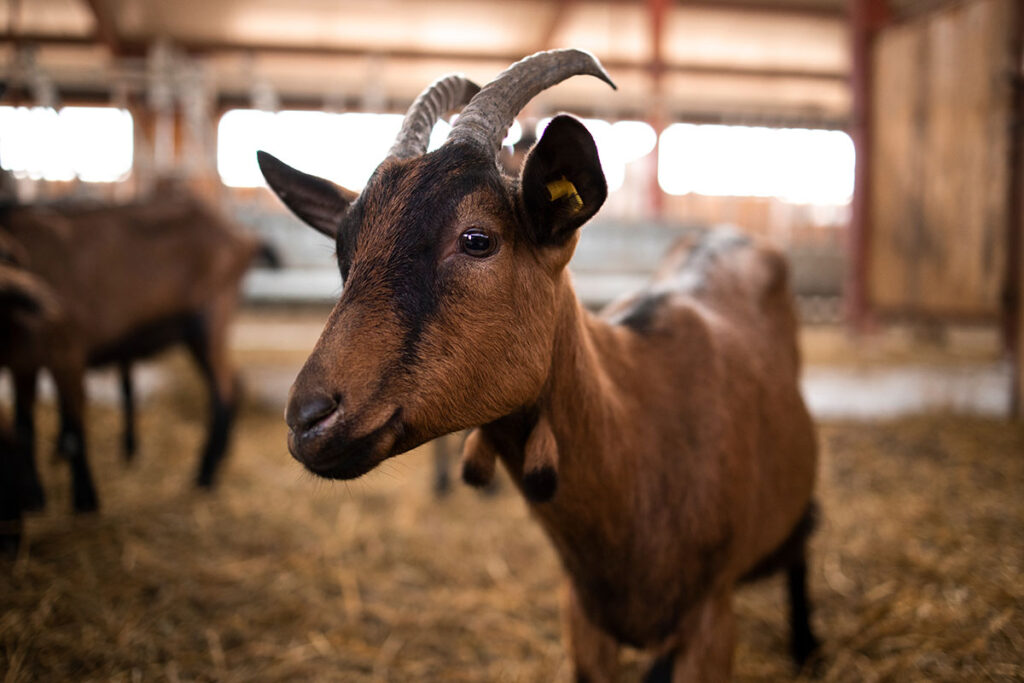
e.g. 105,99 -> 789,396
217,109 -> 524,190
657,124 -> 854,205
218,110 -> 401,190
0,106 -> 134,182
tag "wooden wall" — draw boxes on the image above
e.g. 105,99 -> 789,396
869,0 -> 1014,319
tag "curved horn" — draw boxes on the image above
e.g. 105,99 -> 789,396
388,74 -> 481,160
446,49 -> 616,156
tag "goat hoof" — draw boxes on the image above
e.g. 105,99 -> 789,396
73,491 -> 98,514
195,472 -> 217,489
522,465 -> 557,502
461,459 -> 494,488
792,631 -> 821,670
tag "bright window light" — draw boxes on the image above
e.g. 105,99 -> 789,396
218,110 -> 402,190
218,110 -> 503,190
59,108 -> 134,182
503,119 -> 523,148
429,117 -> 452,151
612,120 -> 657,163
536,118 -> 656,193
0,106 -> 133,182
658,124 -> 854,204
217,110 -> 274,188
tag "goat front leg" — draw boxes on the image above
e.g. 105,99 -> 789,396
52,364 -> 98,512
186,307 -> 238,489
0,420 -> 23,555
563,582 -> 618,683
665,590 -> 735,683
786,540 -> 820,668
12,369 -> 44,511
119,362 -> 137,462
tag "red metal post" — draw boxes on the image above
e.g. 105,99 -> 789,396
648,0 -> 668,219
1008,0 -> 1024,417
847,0 -> 890,332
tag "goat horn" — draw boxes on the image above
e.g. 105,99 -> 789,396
446,49 -> 616,156
388,74 -> 481,160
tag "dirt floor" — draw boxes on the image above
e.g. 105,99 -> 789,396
1,335 -> 1022,682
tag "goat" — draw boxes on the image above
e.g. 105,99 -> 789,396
0,253 -> 61,552
258,49 -> 819,681
0,187 -> 263,513
2,230 -> 145,466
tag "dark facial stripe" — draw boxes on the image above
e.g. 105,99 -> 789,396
394,155 -> 487,362
341,145 -> 506,367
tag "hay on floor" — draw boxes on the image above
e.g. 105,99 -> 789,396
1,361 -> 1021,681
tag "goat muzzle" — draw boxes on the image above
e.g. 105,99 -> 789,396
285,391 -> 403,479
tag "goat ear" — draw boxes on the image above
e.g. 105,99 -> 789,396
257,151 -> 356,239
519,115 -> 607,246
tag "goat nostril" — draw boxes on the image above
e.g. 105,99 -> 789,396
288,393 -> 339,433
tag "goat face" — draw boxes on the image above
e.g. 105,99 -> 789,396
260,115 -> 606,479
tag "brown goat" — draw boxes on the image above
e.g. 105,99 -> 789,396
0,188 -> 261,513
0,257 -> 60,553
259,50 -> 819,681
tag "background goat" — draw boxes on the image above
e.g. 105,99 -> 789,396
0,187 -> 264,515
258,49 -> 819,681
0,254 -> 61,553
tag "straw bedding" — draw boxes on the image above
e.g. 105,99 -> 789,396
1,358 -> 1021,682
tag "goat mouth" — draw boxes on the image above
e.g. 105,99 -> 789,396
289,408 -> 404,480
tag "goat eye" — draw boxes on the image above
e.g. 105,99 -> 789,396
459,229 -> 497,257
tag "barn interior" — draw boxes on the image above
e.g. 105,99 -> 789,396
1,0 -> 1022,681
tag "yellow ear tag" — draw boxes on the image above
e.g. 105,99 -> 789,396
546,177 -> 584,213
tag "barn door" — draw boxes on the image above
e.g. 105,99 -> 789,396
869,0 -> 1015,319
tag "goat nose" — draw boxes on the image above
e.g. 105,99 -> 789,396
286,392 -> 339,434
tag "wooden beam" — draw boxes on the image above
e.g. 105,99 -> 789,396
678,0 -> 845,18
846,0 -> 890,332
0,32 -> 97,47
167,40 -> 849,82
0,34 -> 847,83
601,0 -> 846,19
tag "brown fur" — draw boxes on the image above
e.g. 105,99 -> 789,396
0,403 -> 19,554
458,234 -> 817,680
263,113 -> 818,680
0,188 -> 261,511
459,428 -> 498,488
